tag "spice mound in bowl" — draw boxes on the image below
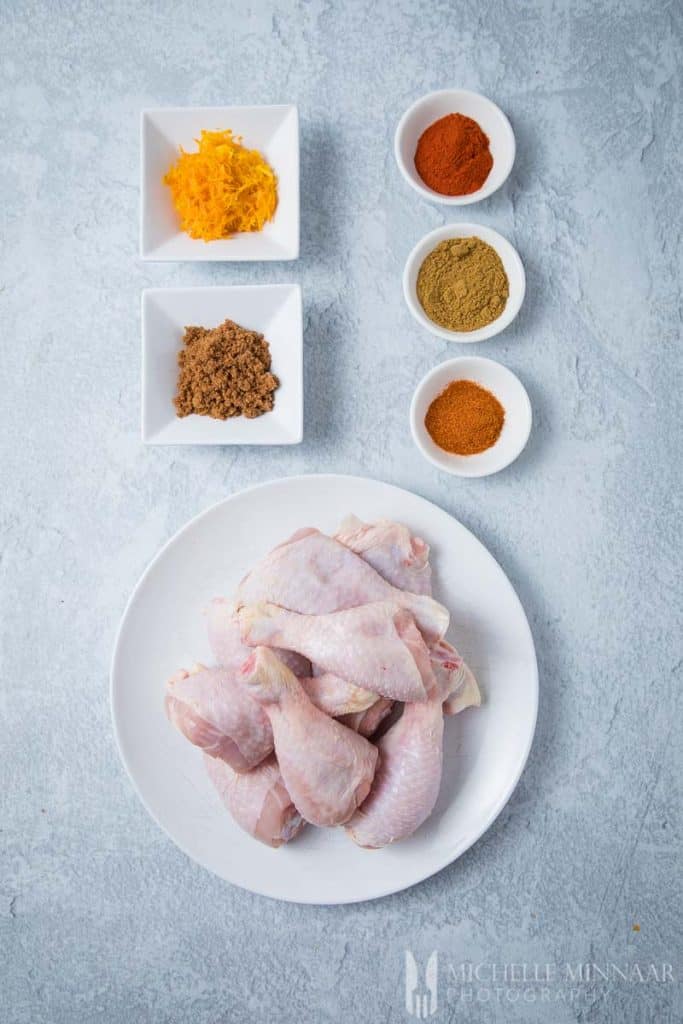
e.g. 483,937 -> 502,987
174,318 -> 279,420
425,379 -> 504,455
415,113 -> 492,196
164,129 -> 278,242
410,356 -> 531,478
403,223 -> 525,343
394,89 -> 515,206
417,236 -> 509,333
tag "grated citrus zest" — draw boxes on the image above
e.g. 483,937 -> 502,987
163,129 -> 278,242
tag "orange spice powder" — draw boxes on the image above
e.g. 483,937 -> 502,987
415,113 -> 493,196
425,379 -> 505,455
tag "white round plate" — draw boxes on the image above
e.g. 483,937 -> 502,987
394,89 -> 515,206
111,475 -> 538,904
411,357 -> 533,477
403,223 -> 526,342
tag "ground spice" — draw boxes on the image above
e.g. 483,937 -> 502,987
164,129 -> 278,241
414,113 -> 492,196
417,237 -> 509,332
425,379 -> 505,455
174,319 -> 279,420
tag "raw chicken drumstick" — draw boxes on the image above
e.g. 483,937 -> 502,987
236,528 -> 449,643
335,517 -> 481,713
167,657 -> 381,770
311,643 -> 478,734
204,753 -> 304,848
335,515 -> 433,596
200,598 -> 479,765
208,598 -> 378,716
240,648 -> 378,828
208,597 -> 378,713
238,600 -> 436,702
346,670 -> 454,849
165,665 -> 273,772
207,597 -> 310,677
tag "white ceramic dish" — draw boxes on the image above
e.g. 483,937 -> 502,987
411,357 -> 532,478
395,89 -> 515,205
140,105 -> 299,261
403,223 -> 526,342
141,285 -> 303,445
110,474 -> 538,904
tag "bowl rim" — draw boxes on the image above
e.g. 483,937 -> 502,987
394,88 -> 516,206
402,222 -> 526,343
409,355 -> 533,478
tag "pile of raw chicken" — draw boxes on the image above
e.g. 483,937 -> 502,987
165,517 -> 480,849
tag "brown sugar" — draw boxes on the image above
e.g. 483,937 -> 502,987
173,318 -> 279,420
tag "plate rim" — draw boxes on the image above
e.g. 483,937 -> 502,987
110,473 -> 538,904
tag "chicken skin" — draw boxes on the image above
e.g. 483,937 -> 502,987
240,648 -> 378,827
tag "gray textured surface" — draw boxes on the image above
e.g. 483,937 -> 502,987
1,0 -> 681,1021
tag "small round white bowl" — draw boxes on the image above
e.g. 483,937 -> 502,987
395,89 -> 515,205
410,356 -> 532,478
403,223 -> 525,343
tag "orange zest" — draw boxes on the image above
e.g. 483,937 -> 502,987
163,129 -> 278,242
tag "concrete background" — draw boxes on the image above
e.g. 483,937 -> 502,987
1,0 -> 681,1021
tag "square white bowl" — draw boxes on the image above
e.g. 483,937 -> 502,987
142,285 -> 303,445
140,105 -> 299,261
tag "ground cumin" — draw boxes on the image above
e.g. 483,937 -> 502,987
417,237 -> 509,332
174,319 -> 278,420
425,379 -> 505,455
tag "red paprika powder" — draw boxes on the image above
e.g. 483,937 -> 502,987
414,113 -> 493,196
